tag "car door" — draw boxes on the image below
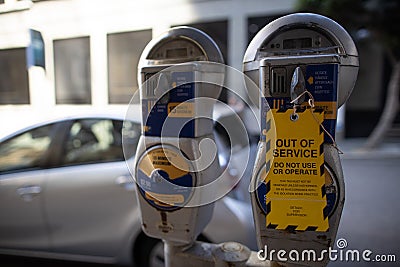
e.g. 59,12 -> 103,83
0,123 -> 57,250
44,118 -> 141,258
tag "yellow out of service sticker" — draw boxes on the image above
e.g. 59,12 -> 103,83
266,109 -> 329,232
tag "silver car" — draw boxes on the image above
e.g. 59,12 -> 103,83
0,112 -> 256,267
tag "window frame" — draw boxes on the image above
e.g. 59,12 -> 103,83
0,117 -> 141,175
107,29 -> 153,104
53,36 -> 92,105
0,122 -> 60,175
55,118 -> 140,168
0,47 -> 30,105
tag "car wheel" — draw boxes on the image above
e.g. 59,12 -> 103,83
148,240 -> 165,267
134,235 -> 164,267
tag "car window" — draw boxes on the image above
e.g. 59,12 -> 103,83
0,124 -> 54,174
60,119 -> 139,166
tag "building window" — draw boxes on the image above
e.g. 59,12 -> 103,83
107,30 -> 152,104
0,48 -> 30,105
178,20 -> 228,64
54,37 -> 91,104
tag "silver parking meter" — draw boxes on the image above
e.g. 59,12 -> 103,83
134,27 -> 224,246
243,13 -> 359,266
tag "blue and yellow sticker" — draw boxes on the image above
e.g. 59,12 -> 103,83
306,63 -> 338,143
136,147 -> 195,211
142,71 -> 195,138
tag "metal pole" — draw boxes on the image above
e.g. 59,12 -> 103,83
164,240 -> 276,267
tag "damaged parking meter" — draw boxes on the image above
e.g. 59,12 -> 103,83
243,13 -> 359,266
133,27 -> 224,246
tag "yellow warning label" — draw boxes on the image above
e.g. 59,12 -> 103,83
268,200 -> 328,231
167,102 -> 194,118
145,192 -> 185,206
139,148 -> 189,179
266,109 -> 329,232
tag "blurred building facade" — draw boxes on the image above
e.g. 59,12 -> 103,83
0,0 -> 392,139
0,0 -> 297,137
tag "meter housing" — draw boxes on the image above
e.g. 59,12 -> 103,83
134,27 -> 224,245
243,13 -> 358,266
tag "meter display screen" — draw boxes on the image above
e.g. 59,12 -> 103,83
166,48 -> 188,58
283,37 -> 312,49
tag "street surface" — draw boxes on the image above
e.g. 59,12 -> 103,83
330,156 -> 400,266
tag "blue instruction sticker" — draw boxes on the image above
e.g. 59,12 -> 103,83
143,72 -> 195,138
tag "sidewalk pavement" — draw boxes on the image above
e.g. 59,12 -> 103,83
337,137 -> 400,159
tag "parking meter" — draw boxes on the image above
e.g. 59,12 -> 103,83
134,27 -> 224,245
243,13 -> 359,266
